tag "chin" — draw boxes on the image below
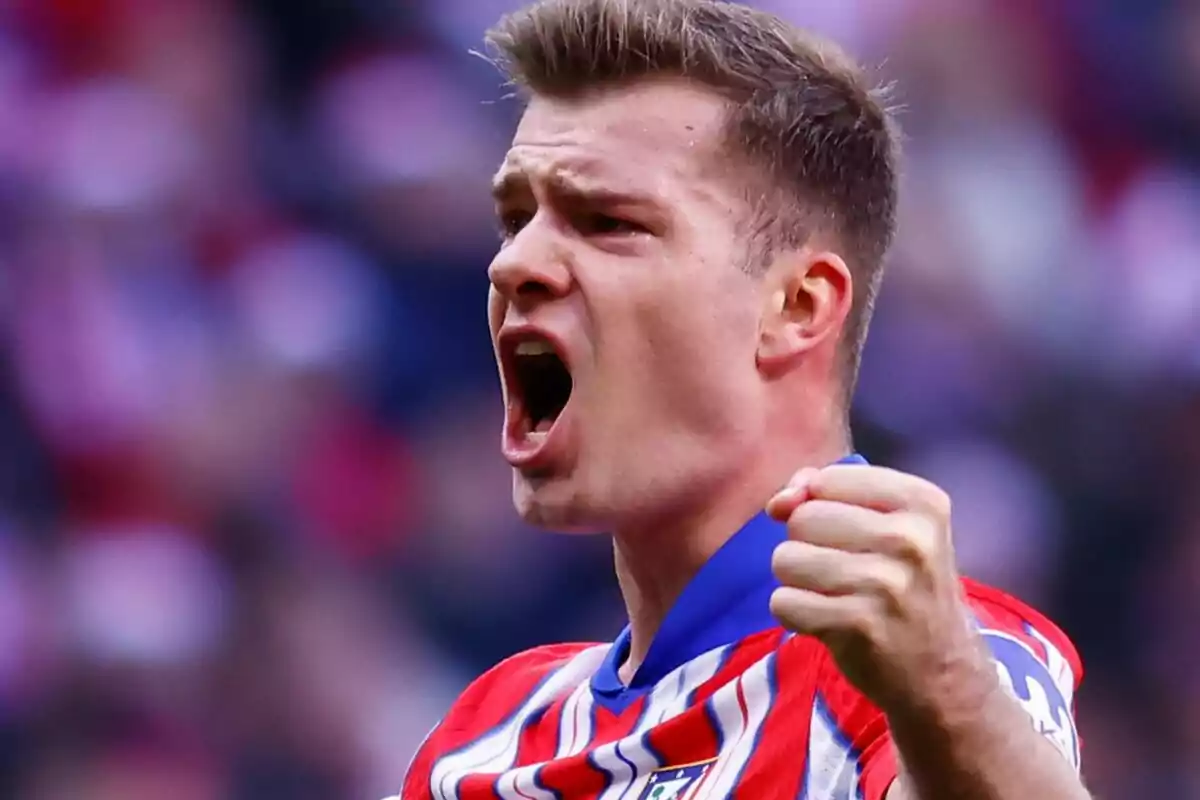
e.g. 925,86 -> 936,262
511,471 -> 609,534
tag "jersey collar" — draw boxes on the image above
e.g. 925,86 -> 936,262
591,453 -> 868,710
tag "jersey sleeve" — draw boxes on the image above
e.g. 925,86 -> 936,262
810,581 -> 1084,800
963,578 -> 1084,774
399,726 -> 438,800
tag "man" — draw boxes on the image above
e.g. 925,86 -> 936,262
399,0 -> 1089,797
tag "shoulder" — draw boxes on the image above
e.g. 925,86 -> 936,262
460,642 -> 602,698
399,642 -> 607,799
437,641 -> 606,735
962,577 -> 1083,698
960,577 -> 1083,773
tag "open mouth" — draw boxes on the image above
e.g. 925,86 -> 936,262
509,338 -> 573,437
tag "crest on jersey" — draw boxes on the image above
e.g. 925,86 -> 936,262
638,760 -> 716,800
983,629 -> 1081,772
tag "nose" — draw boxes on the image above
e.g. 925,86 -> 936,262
487,223 -> 573,310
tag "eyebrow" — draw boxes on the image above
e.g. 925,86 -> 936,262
490,170 -> 658,210
489,171 -> 527,204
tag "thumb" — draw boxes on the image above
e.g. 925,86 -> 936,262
766,467 -> 818,522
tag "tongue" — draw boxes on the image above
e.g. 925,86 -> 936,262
533,417 -> 555,434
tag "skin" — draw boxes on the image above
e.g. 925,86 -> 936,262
487,78 -> 1089,800
488,79 -> 849,646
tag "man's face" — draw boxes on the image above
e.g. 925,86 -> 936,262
488,80 -> 769,531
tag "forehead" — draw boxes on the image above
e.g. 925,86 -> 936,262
497,80 -> 730,195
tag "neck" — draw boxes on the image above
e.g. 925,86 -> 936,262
611,425 -> 848,685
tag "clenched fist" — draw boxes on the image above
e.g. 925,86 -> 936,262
766,463 -> 986,713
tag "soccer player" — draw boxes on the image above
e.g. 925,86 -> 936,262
398,0 -> 1089,798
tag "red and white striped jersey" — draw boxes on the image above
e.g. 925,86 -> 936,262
399,469 -> 1083,800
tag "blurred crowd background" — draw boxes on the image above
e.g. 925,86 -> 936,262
0,0 -> 1195,797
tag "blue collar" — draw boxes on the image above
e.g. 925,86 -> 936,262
591,453 -> 868,712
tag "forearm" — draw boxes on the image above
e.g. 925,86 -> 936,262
884,652 -> 1089,800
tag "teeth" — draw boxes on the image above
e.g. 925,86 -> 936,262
515,340 -> 555,357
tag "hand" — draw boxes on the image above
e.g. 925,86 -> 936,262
766,464 -> 986,712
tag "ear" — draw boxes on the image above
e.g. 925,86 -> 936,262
756,250 -> 853,373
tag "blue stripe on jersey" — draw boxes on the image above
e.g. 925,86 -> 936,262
686,643 -> 735,707
727,651 -> 779,792
611,740 -> 639,800
799,693 -> 864,800
591,453 -> 868,713
584,749 -> 615,796
638,724 -> 667,780
534,769 -> 563,800
437,666 -> 560,762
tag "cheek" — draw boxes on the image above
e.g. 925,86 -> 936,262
628,284 -> 759,402
640,274 -> 758,358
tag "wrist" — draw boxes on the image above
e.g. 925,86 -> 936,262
882,634 -> 999,738
879,635 -> 1089,800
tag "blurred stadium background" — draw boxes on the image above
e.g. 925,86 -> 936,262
0,0 -> 1195,797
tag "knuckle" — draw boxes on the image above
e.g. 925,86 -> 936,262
876,528 -> 914,558
806,466 -> 834,493
921,483 -> 953,519
865,559 -> 912,605
846,603 -> 879,640
890,514 -> 940,564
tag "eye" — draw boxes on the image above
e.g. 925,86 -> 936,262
578,212 -> 648,237
497,209 -> 533,240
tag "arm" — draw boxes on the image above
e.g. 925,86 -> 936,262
883,644 -> 1089,800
